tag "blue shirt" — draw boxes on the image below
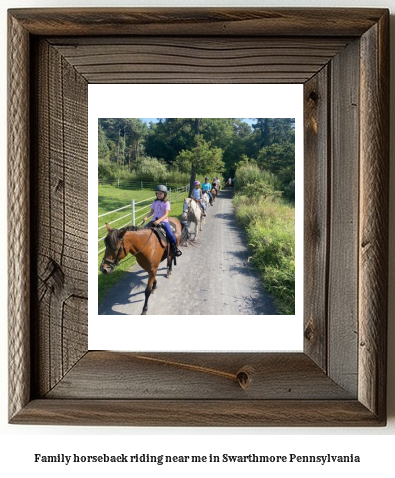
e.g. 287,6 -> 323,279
202,182 -> 211,192
192,188 -> 202,200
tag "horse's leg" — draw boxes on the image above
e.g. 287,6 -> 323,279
166,245 -> 173,278
151,279 -> 158,294
142,269 -> 157,315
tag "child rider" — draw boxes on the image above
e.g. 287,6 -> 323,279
191,181 -> 207,216
143,184 -> 182,257
201,177 -> 213,205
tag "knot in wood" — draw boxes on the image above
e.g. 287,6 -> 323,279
236,365 -> 255,390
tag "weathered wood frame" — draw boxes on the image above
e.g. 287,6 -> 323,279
8,8 -> 389,426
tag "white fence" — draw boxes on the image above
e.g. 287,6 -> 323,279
98,184 -> 189,255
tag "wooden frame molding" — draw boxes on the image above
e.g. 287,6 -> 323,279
8,8 -> 389,426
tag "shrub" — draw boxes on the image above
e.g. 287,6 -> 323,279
135,156 -> 168,182
233,163 -> 295,314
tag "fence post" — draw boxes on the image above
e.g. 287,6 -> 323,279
118,179 -> 120,188
169,188 -> 172,203
132,199 -> 136,226
141,181 -> 143,190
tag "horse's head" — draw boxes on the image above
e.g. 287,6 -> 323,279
100,224 -> 128,274
182,197 -> 191,220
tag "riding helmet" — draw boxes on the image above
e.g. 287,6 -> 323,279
194,181 -> 200,186
155,184 -> 167,193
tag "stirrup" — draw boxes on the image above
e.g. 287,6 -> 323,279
174,246 -> 182,257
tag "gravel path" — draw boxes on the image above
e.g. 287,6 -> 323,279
99,188 -> 278,315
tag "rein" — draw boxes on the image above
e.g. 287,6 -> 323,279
183,198 -> 197,217
101,227 -> 155,272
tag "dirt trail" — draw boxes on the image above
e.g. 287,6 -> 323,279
99,188 -> 278,315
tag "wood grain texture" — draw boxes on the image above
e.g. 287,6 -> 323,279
11,399 -> 383,427
7,8 -> 389,426
303,67 -> 329,370
327,39 -> 360,396
49,37 -> 350,84
31,39 -> 88,398
8,8 -> 387,37
46,352 -> 354,400
358,12 -> 389,421
8,13 -> 31,421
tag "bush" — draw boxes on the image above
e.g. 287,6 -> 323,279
239,180 -> 282,201
135,156 -> 168,182
233,163 -> 295,314
235,163 -> 281,192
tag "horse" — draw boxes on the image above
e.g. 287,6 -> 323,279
211,186 -> 217,202
201,192 -> 210,212
226,178 -> 232,187
100,218 -> 188,315
182,197 -> 203,240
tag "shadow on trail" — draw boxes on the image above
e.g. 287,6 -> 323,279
98,263 -> 171,315
99,270 -> 146,315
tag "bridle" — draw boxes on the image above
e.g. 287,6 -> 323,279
100,228 -> 155,273
183,198 -> 198,219
100,237 -> 128,273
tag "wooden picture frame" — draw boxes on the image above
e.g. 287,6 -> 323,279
8,8 -> 389,426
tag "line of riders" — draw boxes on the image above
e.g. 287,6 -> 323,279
142,177 -> 221,258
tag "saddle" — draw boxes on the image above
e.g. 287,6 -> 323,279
150,221 -> 178,248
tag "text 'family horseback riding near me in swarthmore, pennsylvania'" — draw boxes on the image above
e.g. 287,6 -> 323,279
34,452 -> 361,466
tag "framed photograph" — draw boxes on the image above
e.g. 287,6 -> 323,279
8,8 -> 389,426
89,84 -> 303,350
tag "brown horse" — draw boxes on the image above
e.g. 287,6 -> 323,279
100,218 -> 188,315
211,187 -> 217,202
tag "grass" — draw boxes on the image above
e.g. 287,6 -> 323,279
233,165 -> 295,315
97,184 -> 187,305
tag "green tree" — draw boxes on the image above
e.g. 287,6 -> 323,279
257,142 -> 295,199
249,118 -> 295,157
145,118 -> 197,164
98,124 -> 111,162
175,136 -> 225,194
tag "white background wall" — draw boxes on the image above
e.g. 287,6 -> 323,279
1,0 -> 394,476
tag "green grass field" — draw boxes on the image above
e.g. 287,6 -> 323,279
98,185 -> 187,304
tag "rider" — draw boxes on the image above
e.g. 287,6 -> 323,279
212,177 -> 219,197
201,177 -> 213,205
191,181 -> 207,216
143,184 -> 182,257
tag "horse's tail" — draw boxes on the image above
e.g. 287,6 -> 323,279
179,223 -> 190,246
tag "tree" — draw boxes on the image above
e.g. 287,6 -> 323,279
145,118 -> 197,164
123,119 -> 148,170
98,124 -> 110,162
249,118 -> 295,157
257,141 -> 295,196
175,136 -> 225,194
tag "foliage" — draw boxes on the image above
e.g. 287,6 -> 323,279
99,117 -> 295,184
98,118 -> 148,170
257,141 -> 295,200
98,160 -> 133,182
233,163 -> 295,314
174,136 -> 225,176
239,180 -> 282,201
135,156 -> 168,182
234,163 -> 281,192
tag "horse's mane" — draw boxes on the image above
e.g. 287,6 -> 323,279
104,229 -> 120,250
104,225 -> 145,250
